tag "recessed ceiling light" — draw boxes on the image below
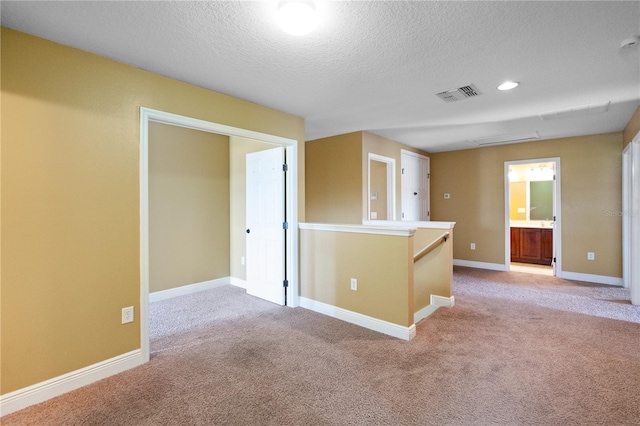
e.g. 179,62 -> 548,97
620,36 -> 640,49
277,1 -> 318,36
497,81 -> 519,91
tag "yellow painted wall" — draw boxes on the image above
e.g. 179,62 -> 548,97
431,133 -> 623,277
1,28 -> 304,394
413,228 -> 453,312
509,182 -> 527,220
300,229 -> 413,327
305,132 -> 362,223
149,123 -> 230,293
229,137 -> 275,281
306,131 -> 429,224
623,106 -> 640,146
369,159 -> 388,220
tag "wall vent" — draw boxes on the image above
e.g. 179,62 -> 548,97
471,131 -> 540,147
436,84 -> 482,102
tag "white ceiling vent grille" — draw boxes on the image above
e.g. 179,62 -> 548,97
436,84 -> 482,102
471,131 -> 540,147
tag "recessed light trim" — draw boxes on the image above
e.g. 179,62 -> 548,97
277,0 -> 318,36
497,81 -> 519,91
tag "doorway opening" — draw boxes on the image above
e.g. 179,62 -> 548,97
140,107 -> 299,362
505,158 -> 561,276
367,153 -> 396,221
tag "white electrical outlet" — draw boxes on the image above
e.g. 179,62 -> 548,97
587,252 -> 595,261
350,278 -> 357,291
122,306 -> 134,324
370,211 -> 377,220
470,243 -> 476,250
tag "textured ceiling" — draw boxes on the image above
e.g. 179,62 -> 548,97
2,1 -> 639,152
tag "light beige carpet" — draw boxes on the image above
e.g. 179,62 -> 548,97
3,266 -> 639,425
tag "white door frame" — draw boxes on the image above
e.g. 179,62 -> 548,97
367,153 -> 396,221
504,158 -> 562,274
624,133 -> 640,305
139,107 -> 299,362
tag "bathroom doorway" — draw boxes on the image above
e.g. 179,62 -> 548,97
505,158 -> 561,276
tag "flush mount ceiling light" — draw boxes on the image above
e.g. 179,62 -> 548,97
277,0 -> 318,36
497,81 -> 519,91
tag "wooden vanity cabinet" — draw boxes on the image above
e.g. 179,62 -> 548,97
510,227 -> 553,265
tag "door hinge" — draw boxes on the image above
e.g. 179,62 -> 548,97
402,212 -> 405,218
283,279 -> 289,288
427,173 -> 430,179
401,168 -> 404,174
283,222 -> 288,230
553,257 -> 556,264
553,216 -> 556,221
283,164 -> 288,172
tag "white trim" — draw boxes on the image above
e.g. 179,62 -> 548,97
140,107 -> 300,363
504,157 -> 562,276
629,133 -> 640,305
299,222 -> 416,237
299,297 -> 416,341
230,277 -> 247,289
149,278 -> 230,303
0,350 -> 143,416
414,295 -> 455,323
622,142 -> 632,289
557,271 -> 623,286
367,153 -> 396,221
363,220 -> 455,230
453,259 -> 508,271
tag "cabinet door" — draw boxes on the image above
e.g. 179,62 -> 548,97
520,228 -> 542,261
541,229 -> 553,265
510,228 -> 520,260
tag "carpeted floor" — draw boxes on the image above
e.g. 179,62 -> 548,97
3,266 -> 639,425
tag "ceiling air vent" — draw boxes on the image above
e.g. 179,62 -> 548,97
539,101 -> 610,121
436,84 -> 482,103
471,131 -> 540,147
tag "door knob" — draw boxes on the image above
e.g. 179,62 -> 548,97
246,229 -> 250,233
413,192 -> 418,195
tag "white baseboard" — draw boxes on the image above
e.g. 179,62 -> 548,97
0,349 -> 143,416
453,259 -> 508,271
149,277 -> 230,302
229,277 -> 247,289
299,297 -> 416,341
557,271 -> 623,286
414,295 -> 455,323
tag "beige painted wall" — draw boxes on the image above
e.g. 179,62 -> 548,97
305,132 -> 362,223
149,123 -> 230,293
369,159 -> 388,220
413,228 -> 453,312
1,28 -> 304,394
623,106 -> 640,146
431,133 -> 623,277
229,137 -> 275,281
300,229 -> 413,327
306,131 -> 429,224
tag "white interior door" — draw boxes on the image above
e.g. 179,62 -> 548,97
246,147 -> 285,305
401,151 -> 430,221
